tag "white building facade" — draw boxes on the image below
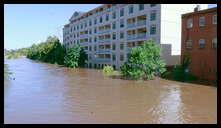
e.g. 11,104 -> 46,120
63,4 -> 208,69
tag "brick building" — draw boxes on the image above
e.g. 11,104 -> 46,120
181,7 -> 217,81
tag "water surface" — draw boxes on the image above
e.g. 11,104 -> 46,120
4,58 -> 217,124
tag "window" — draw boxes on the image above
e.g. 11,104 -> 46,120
129,5 -> 133,14
112,33 -> 116,40
81,24 -> 83,29
112,12 -> 116,19
199,16 -> 205,26
120,32 -> 124,39
94,28 -> 97,33
120,54 -> 124,61
89,37 -> 92,43
120,19 -> 124,28
199,39 -> 205,48
112,54 -> 116,61
112,44 -> 116,50
186,40 -> 192,49
139,4 -> 144,11
106,14 -> 109,21
150,4 -> 157,7
187,18 -> 193,28
89,46 -> 92,51
89,20 -> 92,26
212,38 -> 217,48
85,22 -> 87,28
213,15 -> 217,24
94,19 -> 97,25
112,22 -> 116,29
89,29 -> 92,34
150,11 -> 156,21
100,16 -> 103,23
120,43 -> 124,50
94,37 -> 97,42
120,9 -> 124,17
94,45 -> 97,51
77,25 -> 79,30
150,25 -> 156,35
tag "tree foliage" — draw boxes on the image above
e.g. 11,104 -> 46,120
64,43 -> 87,68
120,39 -> 166,80
26,36 -> 65,65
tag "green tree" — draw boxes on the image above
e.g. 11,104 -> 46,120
121,39 -> 166,80
64,43 -> 87,68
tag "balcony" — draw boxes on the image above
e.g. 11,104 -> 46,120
137,20 -> 146,26
98,38 -> 111,43
137,33 -> 147,39
127,23 -> 136,28
127,35 -> 136,40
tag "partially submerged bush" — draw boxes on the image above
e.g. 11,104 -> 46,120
102,65 -> 114,73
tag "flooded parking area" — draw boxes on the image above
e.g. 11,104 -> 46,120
4,58 -> 217,124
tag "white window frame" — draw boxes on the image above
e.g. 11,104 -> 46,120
199,39 -> 205,48
199,16 -> 205,27
213,15 -> 217,24
186,39 -> 192,49
212,38 -> 217,48
187,18 -> 193,28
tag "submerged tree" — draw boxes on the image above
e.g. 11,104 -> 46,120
120,39 -> 166,80
64,43 -> 87,68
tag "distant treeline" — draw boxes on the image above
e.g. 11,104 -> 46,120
5,36 -> 87,67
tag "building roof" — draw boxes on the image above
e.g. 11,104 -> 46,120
182,7 -> 217,18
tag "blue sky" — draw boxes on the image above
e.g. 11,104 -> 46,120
4,4 -> 217,50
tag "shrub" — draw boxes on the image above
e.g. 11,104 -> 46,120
102,66 -> 114,73
120,39 -> 166,80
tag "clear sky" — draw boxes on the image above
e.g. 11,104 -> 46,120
4,4 -> 217,50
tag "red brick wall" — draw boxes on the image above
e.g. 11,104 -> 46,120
181,8 -> 217,81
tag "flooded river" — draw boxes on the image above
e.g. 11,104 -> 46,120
4,58 -> 217,124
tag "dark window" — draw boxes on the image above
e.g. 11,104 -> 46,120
129,5 -> 133,14
120,54 -> 124,61
112,33 -> 116,40
139,4 -> 144,10
120,9 -> 124,17
100,16 -> 103,23
106,14 -> 109,21
150,4 -> 157,7
112,54 -> 116,61
120,43 -> 124,50
112,44 -> 116,50
150,12 -> 156,21
112,12 -> 116,19
120,32 -> 124,39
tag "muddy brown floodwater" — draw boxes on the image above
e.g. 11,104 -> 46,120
4,58 -> 217,124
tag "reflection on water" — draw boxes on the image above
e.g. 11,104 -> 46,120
4,58 -> 217,124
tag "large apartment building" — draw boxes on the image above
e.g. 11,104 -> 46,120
63,4 -> 208,70
181,7 -> 217,81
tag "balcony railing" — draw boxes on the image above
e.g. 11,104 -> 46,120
127,35 -> 136,40
127,23 -> 136,28
80,42 -> 89,46
96,58 -> 111,62
80,34 -> 88,38
137,20 -> 147,26
98,48 -> 111,53
127,46 -> 139,51
98,38 -> 111,43
98,28 -> 111,34
137,33 -> 147,38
